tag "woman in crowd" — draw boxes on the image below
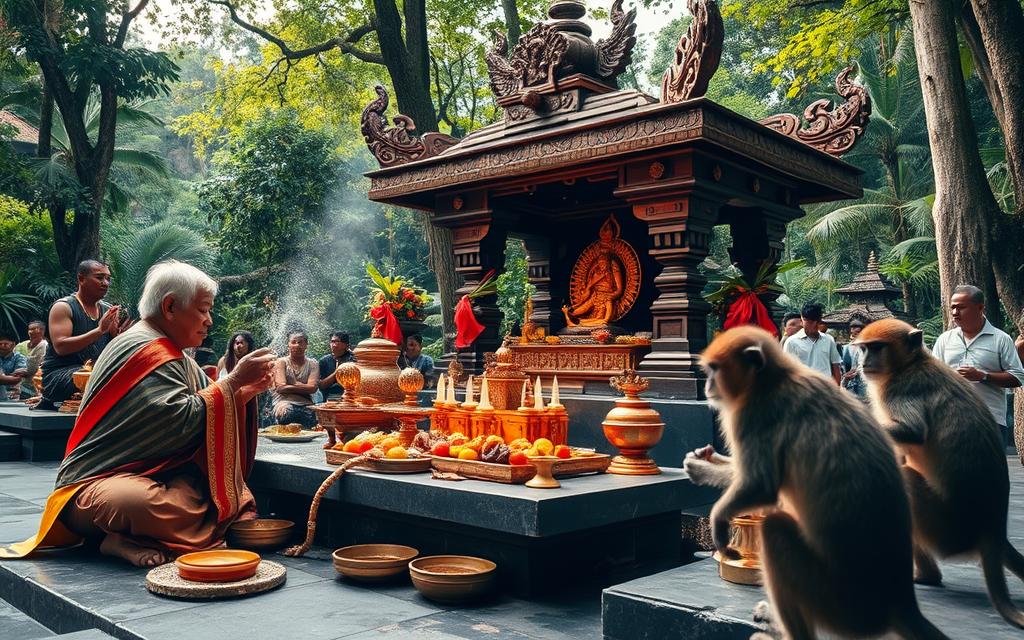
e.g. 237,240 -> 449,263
271,330 -> 320,428
218,330 -> 256,378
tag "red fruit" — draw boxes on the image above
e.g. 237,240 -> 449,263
508,451 -> 528,466
431,442 -> 451,458
358,440 -> 375,453
554,445 -> 571,459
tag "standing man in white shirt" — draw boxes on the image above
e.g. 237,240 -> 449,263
783,302 -> 843,384
932,285 -> 1024,444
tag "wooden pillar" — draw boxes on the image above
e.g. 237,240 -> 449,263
727,208 -> 788,323
631,195 -> 720,398
522,236 -> 552,333
446,221 -> 507,375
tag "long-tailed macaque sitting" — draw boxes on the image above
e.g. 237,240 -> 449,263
857,318 -> 1024,629
684,326 -> 947,640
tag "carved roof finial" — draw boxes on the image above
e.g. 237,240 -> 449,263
661,0 -> 724,104
360,85 -> 458,168
867,250 -> 878,274
758,66 -> 871,157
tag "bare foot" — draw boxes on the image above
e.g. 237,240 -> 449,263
99,533 -> 168,567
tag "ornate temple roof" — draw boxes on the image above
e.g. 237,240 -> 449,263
0,110 -> 39,145
823,251 -> 907,326
833,251 -> 900,298
362,0 -> 872,211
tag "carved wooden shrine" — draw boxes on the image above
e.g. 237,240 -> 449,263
362,0 -> 869,398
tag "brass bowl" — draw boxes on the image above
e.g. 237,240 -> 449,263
71,369 -> 91,393
332,544 -> 419,582
408,555 -> 496,604
227,519 -> 294,550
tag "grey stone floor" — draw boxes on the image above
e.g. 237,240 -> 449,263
0,460 -> 602,640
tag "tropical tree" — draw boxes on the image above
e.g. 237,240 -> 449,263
104,220 -> 215,315
2,91 -> 171,216
802,30 -> 936,317
0,0 -> 179,272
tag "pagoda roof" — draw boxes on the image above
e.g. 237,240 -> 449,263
0,109 -> 39,145
822,303 -> 907,327
366,91 -> 863,210
834,251 -> 901,298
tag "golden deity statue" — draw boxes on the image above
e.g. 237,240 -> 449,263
561,214 -> 641,330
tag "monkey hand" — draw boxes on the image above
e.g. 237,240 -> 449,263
710,514 -> 740,559
684,448 -> 733,488
692,444 -> 716,461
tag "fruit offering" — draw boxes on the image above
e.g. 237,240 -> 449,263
425,431 -> 591,466
333,429 -> 428,461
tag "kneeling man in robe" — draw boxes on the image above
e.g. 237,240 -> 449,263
0,260 -> 275,566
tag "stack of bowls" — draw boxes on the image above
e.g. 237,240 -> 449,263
332,544 -> 419,582
408,555 -> 496,604
227,519 -> 295,550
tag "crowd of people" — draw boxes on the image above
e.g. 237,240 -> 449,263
781,290 -> 1024,443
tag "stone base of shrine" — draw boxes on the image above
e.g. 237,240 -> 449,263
0,405 -> 75,462
250,443 -> 718,597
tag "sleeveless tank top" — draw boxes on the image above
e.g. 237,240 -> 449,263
42,295 -> 112,370
272,357 -> 316,406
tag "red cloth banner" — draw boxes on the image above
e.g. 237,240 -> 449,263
370,303 -> 404,345
454,295 -> 485,349
723,290 -> 779,338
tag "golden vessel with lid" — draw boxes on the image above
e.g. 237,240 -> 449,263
601,370 -> 663,475
352,337 -> 403,404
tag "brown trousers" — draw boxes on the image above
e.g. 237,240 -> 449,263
60,467 -> 256,554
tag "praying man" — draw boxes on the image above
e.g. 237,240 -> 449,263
1,261 -> 276,567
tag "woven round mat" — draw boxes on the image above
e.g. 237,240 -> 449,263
146,560 -> 286,599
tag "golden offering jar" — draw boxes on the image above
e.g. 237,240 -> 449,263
352,337 -> 404,403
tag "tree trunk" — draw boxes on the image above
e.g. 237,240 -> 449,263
965,0 -> 1024,217
909,0 -> 1004,329
501,0 -> 522,46
424,220 -> 460,352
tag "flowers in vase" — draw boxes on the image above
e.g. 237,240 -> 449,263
364,263 -> 432,322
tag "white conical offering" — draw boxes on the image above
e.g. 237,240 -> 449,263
447,376 -> 458,405
465,375 -> 475,404
533,376 -> 545,410
479,378 -> 493,410
549,376 -> 562,409
519,380 -> 529,410
435,373 -> 446,403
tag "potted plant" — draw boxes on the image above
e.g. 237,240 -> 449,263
365,263 -> 432,341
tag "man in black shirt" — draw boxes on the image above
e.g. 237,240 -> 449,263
318,331 -> 355,400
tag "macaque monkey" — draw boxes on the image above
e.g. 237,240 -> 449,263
685,326 -> 947,640
857,319 -> 1024,628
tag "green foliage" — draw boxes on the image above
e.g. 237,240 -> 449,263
197,109 -> 342,268
0,265 -> 40,337
0,195 -> 68,304
496,239 -> 532,336
104,220 -> 215,315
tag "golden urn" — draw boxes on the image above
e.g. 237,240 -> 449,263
351,337 -> 404,404
601,370 -> 664,475
398,366 -> 425,406
31,367 -> 43,397
715,513 -> 765,586
335,361 -> 361,406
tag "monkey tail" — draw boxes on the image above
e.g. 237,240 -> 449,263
1004,540 -> 1024,583
893,607 -> 950,640
981,539 -> 1024,629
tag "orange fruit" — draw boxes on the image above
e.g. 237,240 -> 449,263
466,435 -> 486,452
484,435 -> 505,447
458,448 -> 479,461
508,451 -> 528,465
385,446 -> 409,459
554,445 -> 571,459
533,438 -> 554,455
449,436 -> 468,447
343,439 -> 362,453
379,436 -> 401,451
449,445 -> 464,458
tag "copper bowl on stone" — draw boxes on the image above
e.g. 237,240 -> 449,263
408,555 -> 496,604
332,544 -> 419,582
227,518 -> 295,550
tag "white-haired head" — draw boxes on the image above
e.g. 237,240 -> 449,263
138,260 -> 219,320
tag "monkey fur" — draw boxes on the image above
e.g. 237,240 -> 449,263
858,318 -> 1024,629
685,326 -> 947,640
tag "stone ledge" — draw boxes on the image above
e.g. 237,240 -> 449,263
0,408 -> 74,462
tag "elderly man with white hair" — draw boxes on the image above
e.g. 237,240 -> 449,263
2,261 -> 276,567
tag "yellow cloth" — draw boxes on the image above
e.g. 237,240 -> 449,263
0,484 -> 84,558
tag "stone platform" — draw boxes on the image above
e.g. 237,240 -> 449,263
0,460 -> 605,640
252,440 -> 717,596
0,406 -> 75,462
602,455 -> 1024,640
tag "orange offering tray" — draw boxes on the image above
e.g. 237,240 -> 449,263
325,449 -> 432,474
175,549 -> 261,583
430,450 -> 610,484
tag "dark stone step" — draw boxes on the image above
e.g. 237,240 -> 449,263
0,407 -> 75,461
0,593 -> 53,639
0,430 -> 21,462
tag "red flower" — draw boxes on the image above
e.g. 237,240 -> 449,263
406,309 -> 415,318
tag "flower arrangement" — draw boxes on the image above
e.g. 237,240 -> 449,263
704,259 -> 805,337
365,263 -> 431,321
